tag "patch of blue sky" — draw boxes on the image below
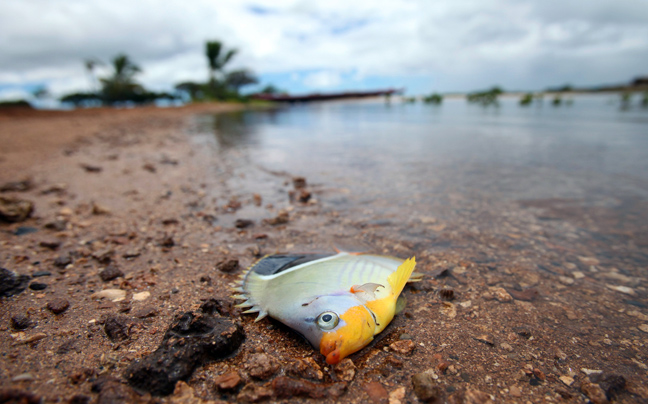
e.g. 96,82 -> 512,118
246,4 -> 274,15
329,19 -> 370,35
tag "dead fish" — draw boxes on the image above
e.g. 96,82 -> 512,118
231,252 -> 416,364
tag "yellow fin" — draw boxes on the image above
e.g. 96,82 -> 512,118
387,257 -> 416,297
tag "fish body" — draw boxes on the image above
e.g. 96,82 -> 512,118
232,252 -> 416,364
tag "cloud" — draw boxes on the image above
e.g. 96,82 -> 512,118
1,0 -> 647,99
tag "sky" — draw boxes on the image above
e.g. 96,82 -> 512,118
1,0 -> 647,101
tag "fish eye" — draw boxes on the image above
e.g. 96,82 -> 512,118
316,311 -> 339,330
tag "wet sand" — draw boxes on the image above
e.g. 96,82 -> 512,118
1,104 -> 647,403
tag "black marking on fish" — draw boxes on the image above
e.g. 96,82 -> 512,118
250,254 -> 333,276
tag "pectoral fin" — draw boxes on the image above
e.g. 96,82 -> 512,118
350,283 -> 384,301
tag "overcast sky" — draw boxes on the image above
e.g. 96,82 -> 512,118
1,0 -> 647,100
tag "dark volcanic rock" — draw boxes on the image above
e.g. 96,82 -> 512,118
0,268 -> 30,297
0,196 -> 34,222
99,265 -> 124,282
124,311 -> 244,396
28,282 -> 47,290
272,376 -> 347,399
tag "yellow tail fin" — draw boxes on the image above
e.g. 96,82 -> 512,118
387,257 -> 416,297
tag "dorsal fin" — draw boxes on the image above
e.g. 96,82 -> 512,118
387,257 -> 417,296
250,253 -> 333,276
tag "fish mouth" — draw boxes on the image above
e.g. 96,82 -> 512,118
320,337 -> 342,365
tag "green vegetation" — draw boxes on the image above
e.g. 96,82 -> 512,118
61,39 -> 261,107
402,96 -> 417,103
642,92 -> 648,107
552,94 -> 562,106
467,86 -> 502,106
423,93 -> 443,104
519,93 -> 533,106
0,99 -> 32,108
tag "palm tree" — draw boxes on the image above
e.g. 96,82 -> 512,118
100,54 -> 143,104
84,58 -> 102,93
205,41 -> 237,83
225,69 -> 258,92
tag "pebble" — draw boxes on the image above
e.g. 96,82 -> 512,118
91,289 -> 126,302
491,287 -> 512,302
237,383 -> 274,403
39,240 -> 61,250
0,196 -> 34,222
216,258 -> 239,273
389,339 -> 416,355
509,385 -> 522,397
103,314 -> 131,342
0,268 -> 30,297
364,381 -> 389,404
11,373 -> 35,382
638,324 -> 648,333
333,358 -> 356,382
53,254 -> 72,268
91,202 -> 111,215
47,298 -> 70,314
13,332 -> 47,345
11,314 -> 33,330
235,219 -> 254,229
388,387 -> 406,404
559,375 -> 574,386
246,353 -> 279,379
99,265 -> 124,282
606,284 -> 635,295
133,306 -> 158,318
132,291 -> 151,301
32,270 -> 51,277
558,276 -> 574,285
286,357 -> 324,381
474,334 -> 495,346
580,381 -> 608,404
508,288 -> 538,302
411,370 -> 442,402
28,282 -> 47,291
581,368 -> 603,376
214,371 -> 242,390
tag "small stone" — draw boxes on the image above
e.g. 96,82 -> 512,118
132,291 -> 150,301
388,386 -> 406,404
491,287 -> 512,302
558,276 -> 574,285
0,177 -> 33,192
214,372 -> 242,390
581,368 -> 603,376
133,306 -> 158,318
580,381 -> 608,404
99,264 -> 124,282
103,314 -> 131,342
235,219 -> 254,229
47,298 -> 70,314
32,270 -> 51,278
29,282 -> 47,291
297,190 -> 311,203
606,284 -> 635,295
91,289 -> 126,302
499,342 -> 513,352
286,357 -> 324,381
160,235 -> 175,248
533,368 -> 545,381
0,389 -> 40,403
246,353 -> 279,379
0,196 -> 34,222
638,324 -> 648,333
364,381 -> 388,404
11,314 -> 33,330
12,373 -> 35,382
53,254 -> 72,268
560,375 -> 574,386
578,256 -> 599,266
293,177 -> 307,189
13,332 -> 47,345
80,164 -> 102,172
265,210 -> 289,225
448,388 -> 493,404
572,271 -> 585,279
237,383 -> 274,403
44,219 -> 67,231
412,371 -> 442,402
389,339 -> 416,355
475,334 -> 495,346
91,202 -> 111,215
509,385 -> 522,397
334,358 -> 356,382
39,239 -> 61,250
216,258 -> 239,273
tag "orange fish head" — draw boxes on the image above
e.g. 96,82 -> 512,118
319,305 -> 376,364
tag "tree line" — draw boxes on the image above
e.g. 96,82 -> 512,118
61,40 -> 264,107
